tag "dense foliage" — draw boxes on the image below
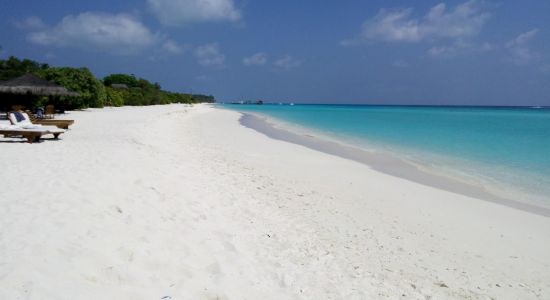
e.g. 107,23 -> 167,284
105,87 -> 124,107
103,73 -> 139,88
0,56 -> 215,110
0,56 -> 49,81
103,74 -> 213,106
39,67 -> 106,109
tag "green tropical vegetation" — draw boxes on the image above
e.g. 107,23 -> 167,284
0,56 -> 50,81
40,67 -> 107,109
102,73 -> 198,107
0,56 -> 214,110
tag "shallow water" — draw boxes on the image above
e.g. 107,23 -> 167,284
222,104 -> 550,205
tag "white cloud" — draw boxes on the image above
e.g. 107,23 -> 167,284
162,39 -> 184,54
355,8 -> 421,43
422,1 -> 489,39
344,0 -> 490,45
506,29 -> 540,65
26,12 -> 159,55
273,55 -> 302,70
243,52 -> 268,66
148,0 -> 241,26
195,43 -> 225,66
507,29 -> 539,47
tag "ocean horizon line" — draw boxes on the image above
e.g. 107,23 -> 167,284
219,102 -> 550,109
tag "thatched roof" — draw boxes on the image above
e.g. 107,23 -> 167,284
0,74 -> 79,96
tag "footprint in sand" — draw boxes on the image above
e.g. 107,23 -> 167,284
20,281 -> 34,300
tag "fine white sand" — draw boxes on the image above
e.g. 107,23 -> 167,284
1,104 -> 549,299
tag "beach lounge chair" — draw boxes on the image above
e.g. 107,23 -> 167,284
25,110 -> 74,129
6,112 -> 65,142
0,124 -> 47,143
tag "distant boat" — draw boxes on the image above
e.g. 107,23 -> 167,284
289,103 -> 295,106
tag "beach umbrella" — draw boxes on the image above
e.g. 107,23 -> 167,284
0,74 -> 79,97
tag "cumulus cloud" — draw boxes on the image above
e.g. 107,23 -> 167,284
506,29 -> 540,65
195,43 -> 225,66
352,8 -> 421,43
25,13 -> 159,55
273,55 -> 302,70
422,1 -> 489,39
343,0 -> 490,45
243,52 -> 268,66
148,0 -> 241,26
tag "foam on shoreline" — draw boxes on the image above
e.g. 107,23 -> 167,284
240,112 -> 550,217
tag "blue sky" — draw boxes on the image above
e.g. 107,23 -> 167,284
1,0 -> 549,105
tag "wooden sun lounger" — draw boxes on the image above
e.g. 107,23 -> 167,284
4,112 -> 66,142
26,111 -> 74,129
1,128 -> 63,143
31,119 -> 74,129
0,129 -> 46,143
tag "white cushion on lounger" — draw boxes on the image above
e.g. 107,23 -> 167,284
8,113 -> 17,125
6,114 -> 64,134
21,124 -> 42,129
31,124 -> 64,133
0,124 -> 19,130
8,113 -> 33,126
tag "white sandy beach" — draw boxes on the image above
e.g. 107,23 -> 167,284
1,104 -> 549,299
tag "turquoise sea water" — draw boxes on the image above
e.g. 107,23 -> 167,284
222,104 -> 550,204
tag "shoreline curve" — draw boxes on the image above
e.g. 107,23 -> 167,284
239,112 -> 550,218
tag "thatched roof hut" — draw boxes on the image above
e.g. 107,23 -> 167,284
0,74 -> 79,96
